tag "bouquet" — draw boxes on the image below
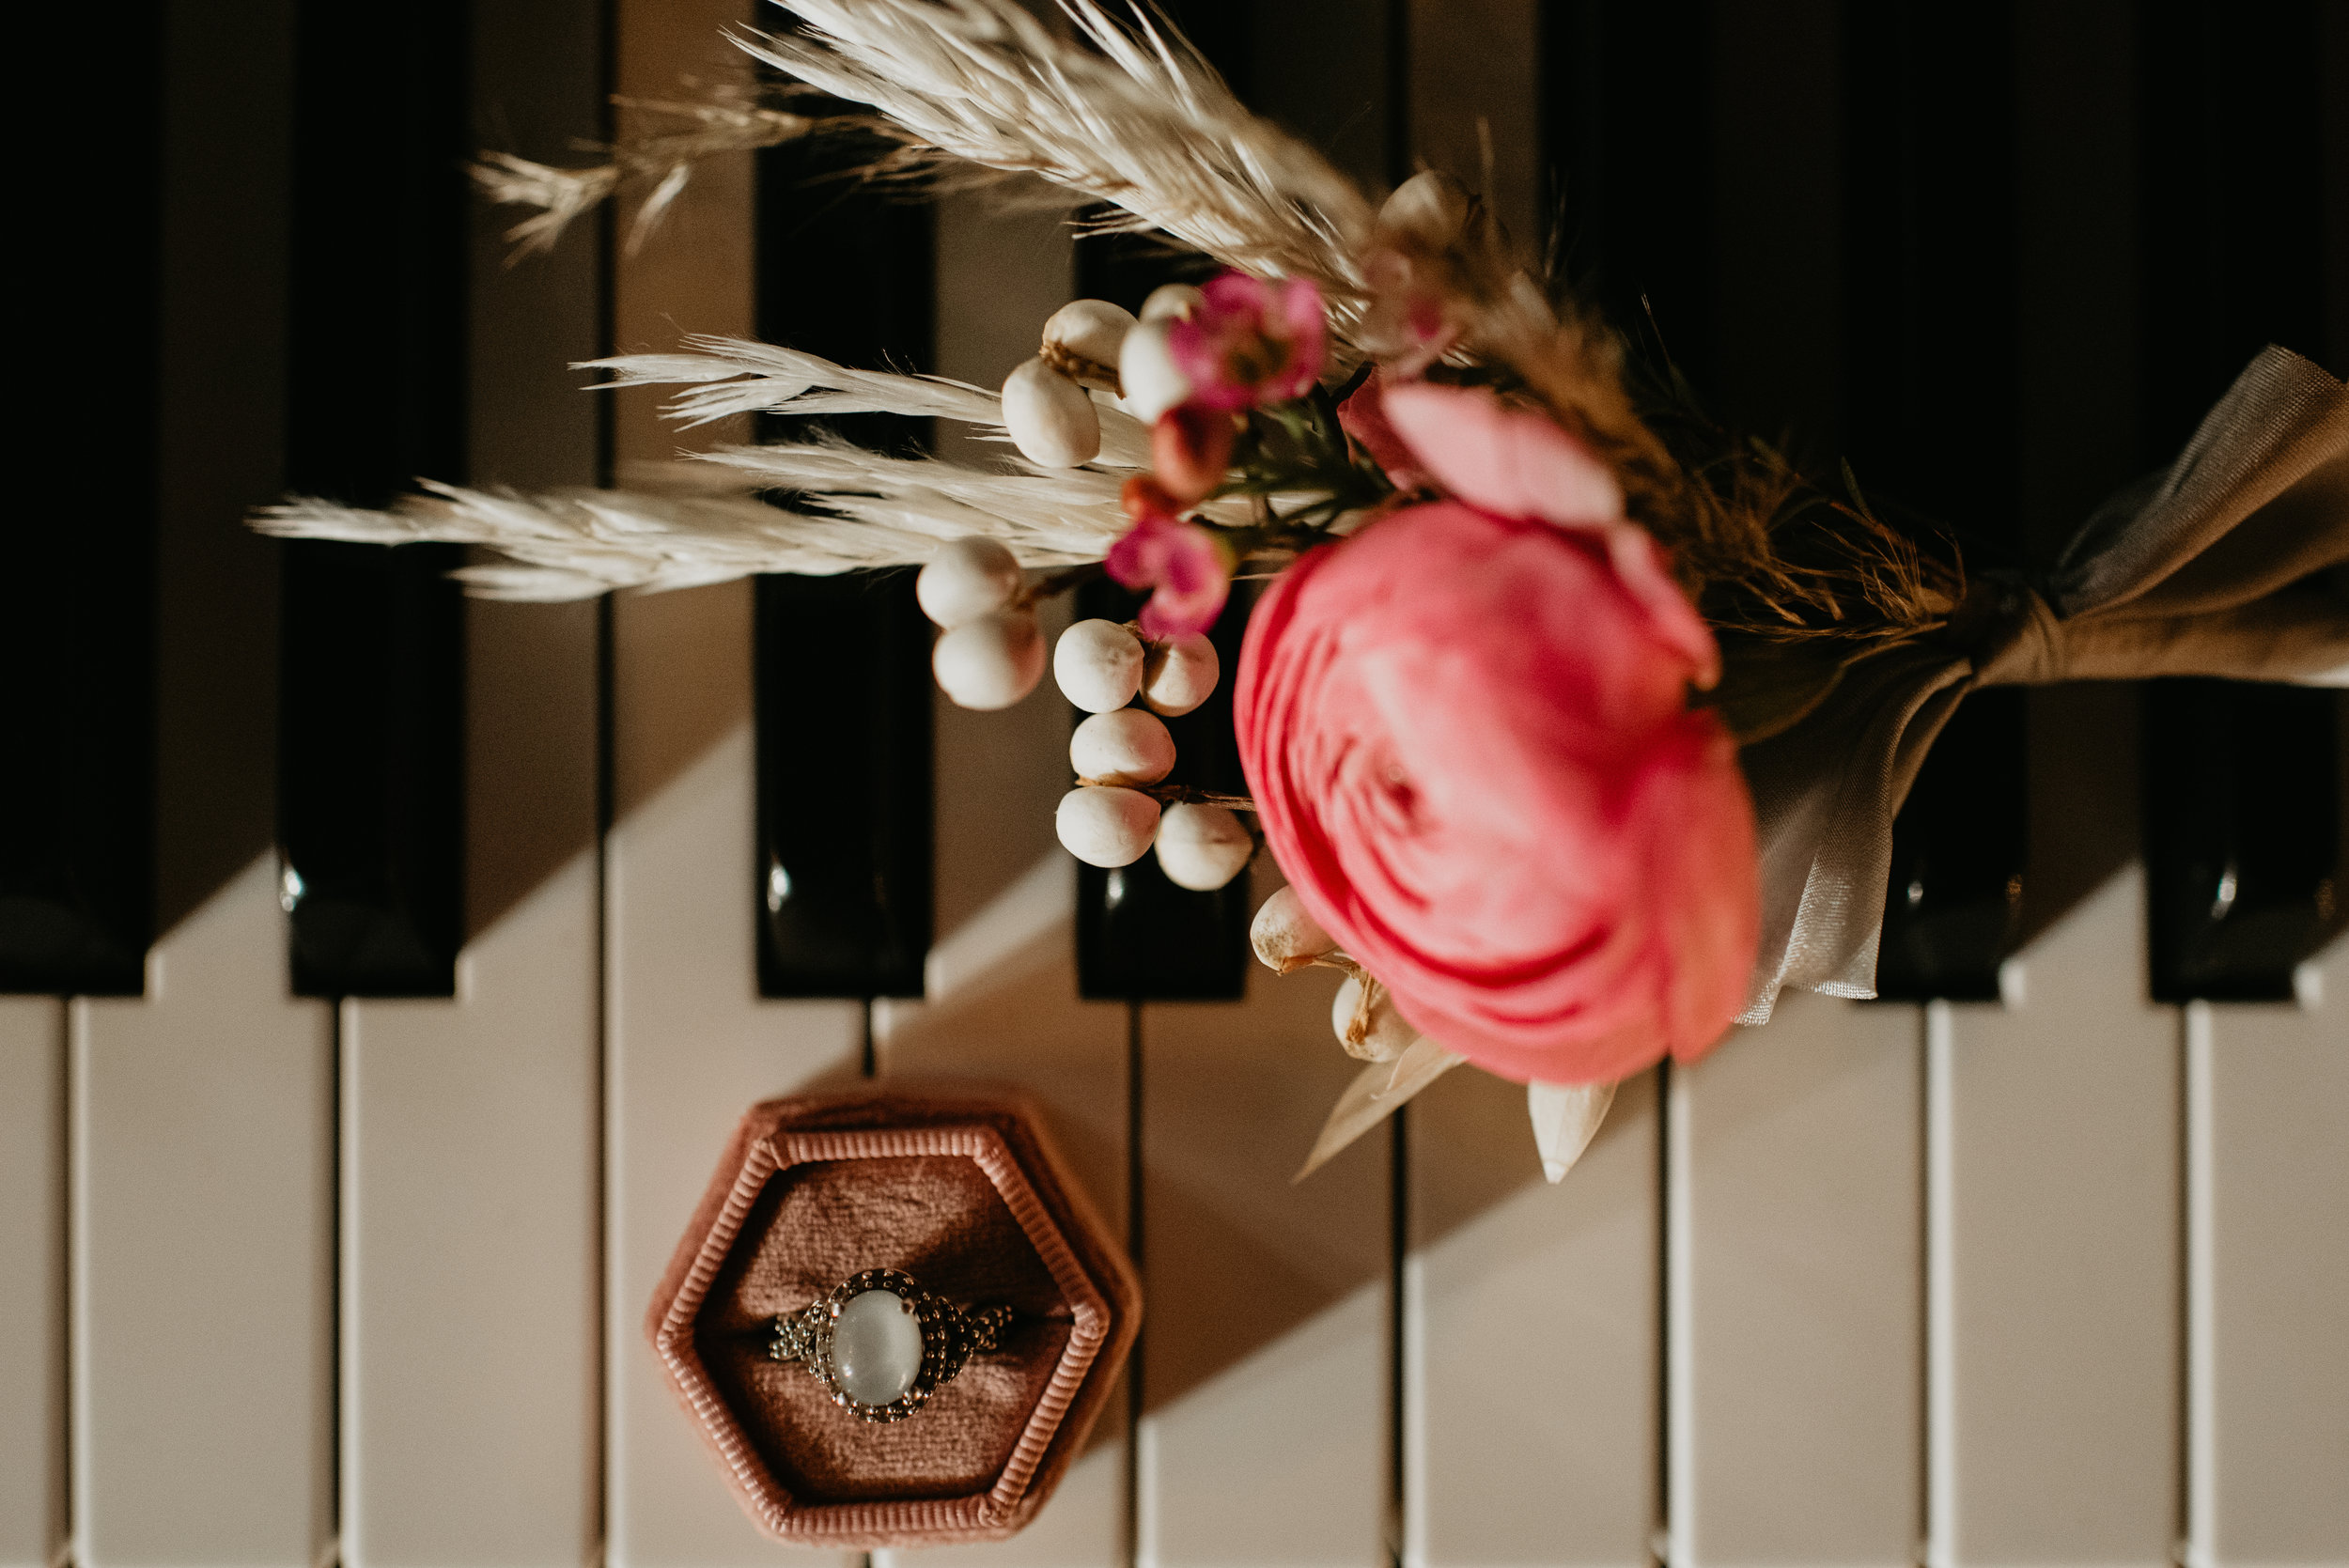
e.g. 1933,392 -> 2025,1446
260,0 -> 2349,1181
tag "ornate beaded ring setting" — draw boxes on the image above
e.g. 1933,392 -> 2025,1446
768,1268 -> 1012,1423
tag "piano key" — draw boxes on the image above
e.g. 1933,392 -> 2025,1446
73,1 -> 337,1554
1072,578 -> 1252,1002
0,998 -> 66,1568
2144,681 -> 2341,1001
755,570 -> 933,998
751,92 -> 937,999
276,540 -> 465,997
3,4 -> 157,998
2136,4 -> 2331,1008
76,861 -> 336,1568
1936,685 -> 2180,1563
337,0 -> 610,1531
868,187 -> 1131,1568
1397,16 -> 1657,1562
277,0 -> 470,999
1875,688 -> 2030,1002
1407,1068 -> 1658,1567
606,582 -> 864,1568
338,611 -> 599,1568
2190,926 -> 2349,1563
1134,919 -> 1389,1568
3,510 -> 153,997
1670,993 -> 1922,1564
1843,2 -> 2029,1004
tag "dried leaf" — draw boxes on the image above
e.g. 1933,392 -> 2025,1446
1527,1078 -> 1616,1184
1293,1036 -> 1467,1183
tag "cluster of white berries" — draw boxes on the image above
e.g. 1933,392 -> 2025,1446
1053,617 -> 1251,892
917,538 -> 1250,891
1000,284 -> 1206,468
1249,885 -> 1415,1062
919,536 -> 1043,710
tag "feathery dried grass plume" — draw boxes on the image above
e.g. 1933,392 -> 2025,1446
584,333 -> 1158,468
251,335 -> 1219,598
254,442 -> 1130,602
738,0 -> 1374,338
473,89 -> 813,256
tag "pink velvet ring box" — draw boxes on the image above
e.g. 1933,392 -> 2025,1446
646,1086 -> 1142,1549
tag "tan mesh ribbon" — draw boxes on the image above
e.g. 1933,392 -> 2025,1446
1737,346 -> 2349,1025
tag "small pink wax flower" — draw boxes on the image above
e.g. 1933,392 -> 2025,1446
1106,507 -> 1234,640
1169,272 -> 1327,411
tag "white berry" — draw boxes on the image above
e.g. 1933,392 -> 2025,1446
1056,785 -> 1160,867
1041,298 -> 1137,372
1054,618 -> 1144,712
1070,707 -> 1176,786
915,536 -> 1021,629
932,611 -> 1044,710
1118,318 -> 1191,422
1154,802 -> 1252,892
1142,633 -> 1220,716
1002,356 -> 1101,467
1139,282 -> 1205,324
1330,974 -> 1414,1063
1251,883 -> 1337,973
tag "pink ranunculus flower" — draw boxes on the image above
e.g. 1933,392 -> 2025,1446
1169,272 -> 1327,411
1107,507 -> 1234,639
1234,384 -> 1758,1085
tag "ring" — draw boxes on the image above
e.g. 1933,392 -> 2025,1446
767,1267 -> 1013,1422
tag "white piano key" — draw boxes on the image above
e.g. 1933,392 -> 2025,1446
1407,1065 -> 1658,1568
606,581 -> 864,1568
1135,927 -> 1389,1568
75,860 -> 335,1568
873,672 -> 1130,1568
1672,990 -> 1922,1567
1937,863 -> 2179,1565
340,603 -> 601,1568
2191,939 -> 2349,1563
0,997 -> 66,1568
874,179 -> 1131,1563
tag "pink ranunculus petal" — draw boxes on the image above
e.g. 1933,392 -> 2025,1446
1379,381 -> 1626,528
1336,369 -> 1428,490
1234,499 -> 1757,1086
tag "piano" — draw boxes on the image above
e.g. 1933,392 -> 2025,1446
4,1 -> 2341,1565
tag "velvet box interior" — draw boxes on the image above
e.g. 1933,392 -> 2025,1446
647,1086 -> 1141,1548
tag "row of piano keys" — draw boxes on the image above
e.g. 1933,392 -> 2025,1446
4,1 -> 2343,1566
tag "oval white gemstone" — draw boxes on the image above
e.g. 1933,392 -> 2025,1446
832,1289 -> 926,1406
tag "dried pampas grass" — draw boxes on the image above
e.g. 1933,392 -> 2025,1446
739,0 -> 1373,338
583,334 -> 1152,468
473,90 -> 812,256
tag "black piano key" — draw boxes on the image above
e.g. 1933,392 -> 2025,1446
1073,579 -> 1252,1002
1540,0 -> 1718,395
1875,689 -> 2029,1001
276,0 -> 470,997
1065,5 -> 1255,1001
754,571 -> 933,998
1843,2 -> 2030,1000
3,21 -> 160,996
750,120 -> 937,998
277,542 -> 464,997
2143,681 -> 2340,1002
2137,3 -> 2335,1001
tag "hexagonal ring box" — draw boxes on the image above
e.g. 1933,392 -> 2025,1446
647,1087 -> 1142,1548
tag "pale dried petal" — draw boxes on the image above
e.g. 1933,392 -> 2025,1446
1526,1078 -> 1617,1185
1294,1036 -> 1467,1182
